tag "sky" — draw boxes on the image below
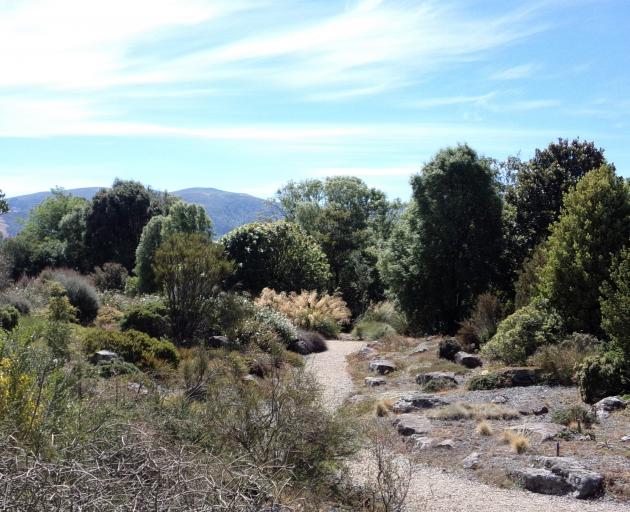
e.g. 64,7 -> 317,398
1,0 -> 629,200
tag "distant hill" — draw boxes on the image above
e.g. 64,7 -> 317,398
0,187 -> 280,238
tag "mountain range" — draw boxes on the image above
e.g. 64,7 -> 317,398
0,187 -> 280,238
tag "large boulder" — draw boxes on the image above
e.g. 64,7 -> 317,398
462,452 -> 480,469
415,372 -> 457,386
207,335 -> 229,348
357,346 -> 379,359
498,367 -> 543,387
593,396 -> 626,419
511,468 -> 573,496
90,350 -> 120,364
392,394 -> 450,413
454,351 -> 483,368
533,457 -> 604,499
392,414 -> 433,436
365,376 -> 387,387
517,401 -> 549,416
368,359 -> 398,375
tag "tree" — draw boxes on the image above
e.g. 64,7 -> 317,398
85,180 -> 172,271
276,176 -> 400,315
154,233 -> 233,344
538,165 -> 630,334
381,145 -> 503,333
599,247 -> 630,352
0,189 -> 7,215
506,138 -> 608,263
134,202 -> 212,293
220,221 -> 331,295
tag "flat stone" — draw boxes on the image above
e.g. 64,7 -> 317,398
357,347 -> 379,359
517,401 -> 549,416
436,439 -> 455,449
411,435 -> 436,450
511,468 -> 573,496
454,351 -> 483,368
621,435 -> 630,442
462,452 -> 480,469
491,395 -> 508,404
594,396 -> 626,419
392,393 -> 451,413
90,350 -> 120,364
415,371 -> 457,386
369,359 -> 398,375
392,414 -> 433,436
409,343 -> 428,355
365,376 -> 387,387
534,456 -> 604,499
507,422 -> 567,442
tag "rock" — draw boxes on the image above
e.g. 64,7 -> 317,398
90,350 -> 120,364
497,367 -> 543,387
507,422 -> 566,442
409,343 -> 428,355
392,414 -> 433,436
436,439 -> 454,449
358,347 -> 379,359
392,393 -> 451,413
534,457 -> 604,499
491,395 -> 508,404
242,374 -> 258,384
207,335 -> 229,348
369,359 -> 398,375
621,435 -> 630,442
415,372 -> 457,386
365,376 -> 387,387
517,401 -> 549,416
454,351 -> 483,368
511,468 -> 573,496
411,435 -> 436,450
462,452 -> 480,469
127,382 -> 148,395
593,396 -> 626,419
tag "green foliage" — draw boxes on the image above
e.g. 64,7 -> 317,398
358,301 -> 407,334
253,307 -> 298,346
481,301 -> 563,364
46,269 -> 100,324
537,165 -> 630,334
467,372 -> 507,391
221,221 -> 331,295
120,301 -> 169,339
134,202 -> 212,293
0,291 -> 32,315
0,189 -> 7,214
505,138 -> 609,265
576,349 -> 630,403
92,262 -> 128,291
514,242 -> 547,309
46,282 -> 78,323
552,405 -> 596,429
82,328 -> 180,369
154,233 -> 234,344
381,145 -> 503,333
600,247 -> 630,352
0,305 -> 19,331
85,180 -> 173,271
352,320 -> 396,341
458,292 -> 504,349
438,337 -> 461,361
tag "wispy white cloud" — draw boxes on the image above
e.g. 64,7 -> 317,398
409,92 -> 496,108
489,63 -> 537,80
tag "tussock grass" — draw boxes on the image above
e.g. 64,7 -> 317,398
428,402 -> 520,421
502,430 -> 530,454
476,420 -> 493,436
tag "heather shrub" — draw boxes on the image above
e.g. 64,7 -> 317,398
256,288 -> 350,338
82,328 -> 180,369
46,269 -> 100,324
0,291 -> 32,315
576,350 -> 630,403
438,337 -> 461,361
120,302 -> 169,339
92,262 -> 128,291
481,301 -> 563,365
0,305 -> 19,331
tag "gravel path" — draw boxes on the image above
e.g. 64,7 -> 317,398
307,341 -> 626,512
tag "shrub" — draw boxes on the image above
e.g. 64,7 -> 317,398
82,328 -> 180,369
0,292 -> 31,315
438,337 -> 461,361
481,301 -> 563,365
600,246 -> 630,352
289,329 -> 328,355
467,372 -> 507,391
476,421 -> 493,436
94,305 -> 124,330
97,360 -> 141,378
46,269 -> 100,324
0,305 -> 19,331
256,288 -> 350,338
423,378 -> 456,392
467,292 -> 504,343
352,320 -> 396,341
92,262 -> 128,291
576,350 -> 630,403
359,301 -> 407,334
528,333 -> 600,385
254,307 -> 298,346
552,405 -> 595,430
120,302 -> 169,339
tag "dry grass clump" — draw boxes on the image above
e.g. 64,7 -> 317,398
476,420 -> 493,436
256,288 -> 350,337
428,402 -> 520,421
502,430 -> 530,454
375,399 -> 395,417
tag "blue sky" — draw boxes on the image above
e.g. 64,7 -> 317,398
1,0 -> 629,200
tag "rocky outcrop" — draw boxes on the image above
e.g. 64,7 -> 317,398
462,452 -> 480,469
498,367 -> 543,387
593,396 -> 626,419
533,457 -> 604,499
368,359 -> 398,375
392,414 -> 433,436
454,351 -> 483,368
357,346 -> 379,359
511,468 -> 573,496
517,401 -> 549,416
506,422 -> 566,442
415,371 -> 457,386
90,350 -> 120,364
364,376 -> 387,387
392,393 -> 451,413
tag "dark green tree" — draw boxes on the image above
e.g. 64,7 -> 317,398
221,221 -> 331,295
381,145 -> 503,333
154,233 -> 233,344
0,189 -> 8,215
600,247 -> 630,352
538,165 -> 630,334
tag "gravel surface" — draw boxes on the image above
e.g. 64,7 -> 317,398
307,341 -> 628,512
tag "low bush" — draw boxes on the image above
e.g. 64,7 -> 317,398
576,350 -> 630,403
467,372 -> 507,391
255,288 -> 350,338
438,337 -> 461,361
458,293 -> 504,350
0,291 -> 31,315
352,320 -> 396,341
423,378 -> 456,392
94,305 -> 124,330
254,307 -> 298,346
552,405 -> 596,430
92,262 -> 128,291
120,302 -> 169,339
45,269 -> 100,324
82,328 -> 180,369
0,305 -> 19,331
359,301 -> 407,333
289,329 -> 328,355
97,360 -> 141,378
481,301 -> 563,365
